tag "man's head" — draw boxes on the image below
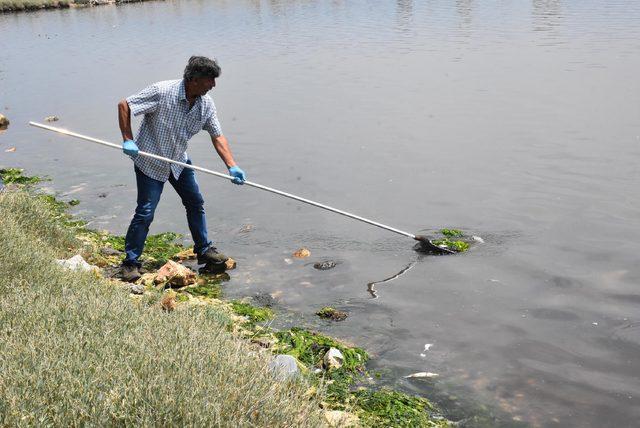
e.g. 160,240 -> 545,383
184,56 -> 221,96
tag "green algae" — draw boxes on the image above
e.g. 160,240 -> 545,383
432,238 -> 470,252
354,388 -> 450,427
0,168 -> 45,185
81,230 -> 184,268
185,282 -> 222,299
230,300 -> 274,323
440,228 -> 463,238
273,328 -> 368,371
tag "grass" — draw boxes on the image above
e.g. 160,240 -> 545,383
0,190 -> 324,426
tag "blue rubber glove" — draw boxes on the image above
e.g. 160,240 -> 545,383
228,165 -> 246,185
122,139 -> 139,158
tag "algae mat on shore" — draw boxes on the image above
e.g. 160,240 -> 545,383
0,191 -> 323,426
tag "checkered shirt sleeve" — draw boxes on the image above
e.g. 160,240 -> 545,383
127,84 -> 160,117
203,97 -> 223,138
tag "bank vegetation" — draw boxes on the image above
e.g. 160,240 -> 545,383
0,0 -> 145,13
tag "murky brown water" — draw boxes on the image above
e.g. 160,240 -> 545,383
2,1 -> 640,426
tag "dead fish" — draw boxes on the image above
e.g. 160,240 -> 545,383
404,372 -> 439,378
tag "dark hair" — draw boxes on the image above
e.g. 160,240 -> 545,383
183,56 -> 221,81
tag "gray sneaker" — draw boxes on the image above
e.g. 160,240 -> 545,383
121,264 -> 141,282
197,247 -> 228,265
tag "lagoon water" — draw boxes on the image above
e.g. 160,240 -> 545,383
2,1 -> 640,426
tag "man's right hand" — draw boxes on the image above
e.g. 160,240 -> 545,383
123,139 -> 139,158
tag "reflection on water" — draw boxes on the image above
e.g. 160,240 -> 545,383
2,1 -> 640,426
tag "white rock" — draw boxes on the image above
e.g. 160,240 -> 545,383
56,255 -> 98,272
129,284 -> 145,295
323,347 -> 344,370
269,354 -> 299,380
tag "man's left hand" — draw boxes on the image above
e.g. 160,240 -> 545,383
228,166 -> 246,185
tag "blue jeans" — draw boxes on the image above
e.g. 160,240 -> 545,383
123,161 -> 212,267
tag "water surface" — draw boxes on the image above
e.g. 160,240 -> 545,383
2,1 -> 640,426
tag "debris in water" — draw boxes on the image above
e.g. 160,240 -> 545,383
316,306 -> 348,321
292,247 -> 311,258
284,258 -> 293,265
5,147 -> 15,152
472,235 -> 485,243
238,224 -> 253,233
314,260 -> 337,270
0,114 -> 9,130
44,115 -> 59,122
420,343 -> 433,357
404,372 -> 439,378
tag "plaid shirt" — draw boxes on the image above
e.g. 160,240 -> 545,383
126,79 -> 222,182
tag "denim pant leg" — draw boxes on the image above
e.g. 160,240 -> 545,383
169,160 -> 212,256
124,167 -> 165,266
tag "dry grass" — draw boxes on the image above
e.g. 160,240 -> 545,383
0,190 -> 324,426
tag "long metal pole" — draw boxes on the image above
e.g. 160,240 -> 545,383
29,122 -> 417,239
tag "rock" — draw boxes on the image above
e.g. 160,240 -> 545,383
313,260 -> 337,270
97,192 -> 108,198
44,115 -> 59,122
129,284 -> 145,295
323,347 -> 344,370
269,354 -> 299,381
56,254 -> 98,273
225,257 -> 236,270
324,410 -> 359,427
292,248 -> 311,258
172,248 -> 196,261
0,114 -> 9,130
154,260 -> 197,287
316,307 -> 348,321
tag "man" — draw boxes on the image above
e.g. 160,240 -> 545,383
117,56 -> 245,282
